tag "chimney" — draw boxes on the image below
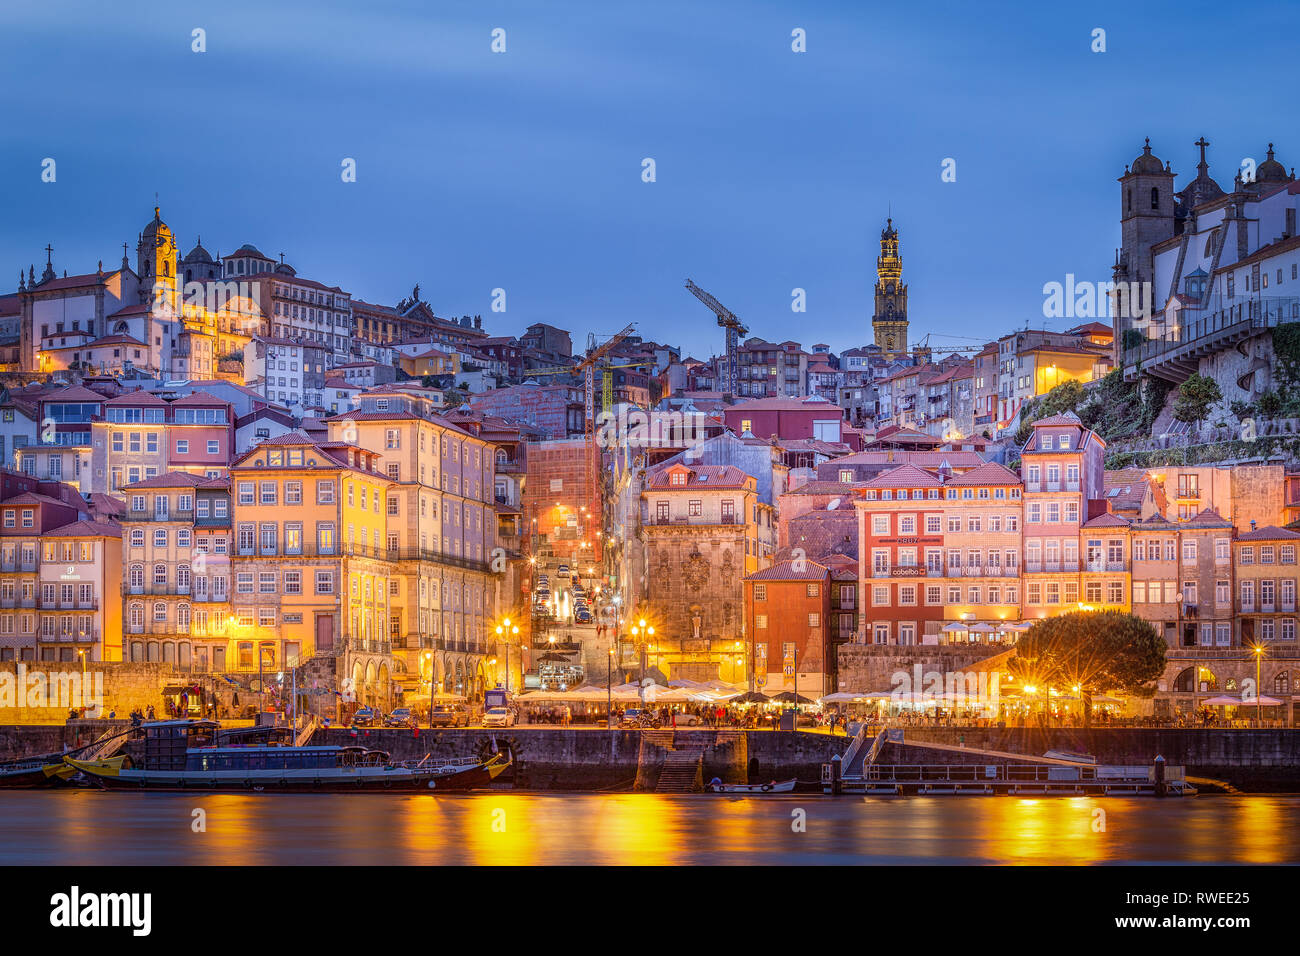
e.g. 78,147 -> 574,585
1250,519 -> 1257,531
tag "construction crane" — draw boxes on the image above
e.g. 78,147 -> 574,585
913,333 -> 994,356
522,323 -> 637,563
685,279 -> 748,397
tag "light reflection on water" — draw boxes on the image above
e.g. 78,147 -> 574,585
2,792 -> 1297,865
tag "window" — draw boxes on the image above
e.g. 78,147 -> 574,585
806,583 -> 819,598
754,584 -> 767,601
285,481 -> 302,505
808,613 -> 821,628
315,570 -> 334,594
317,480 -> 335,504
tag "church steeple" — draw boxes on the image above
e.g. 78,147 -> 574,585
872,217 -> 909,355
136,205 -> 179,317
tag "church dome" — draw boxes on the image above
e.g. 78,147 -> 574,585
141,206 -> 170,239
1130,138 -> 1165,175
1256,144 -> 1289,184
274,262 -> 296,276
183,238 -> 214,264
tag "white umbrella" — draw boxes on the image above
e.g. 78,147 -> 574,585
941,622 -> 969,633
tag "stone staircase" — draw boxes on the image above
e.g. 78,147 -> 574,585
655,746 -> 704,793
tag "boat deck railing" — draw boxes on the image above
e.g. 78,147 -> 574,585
392,754 -> 488,771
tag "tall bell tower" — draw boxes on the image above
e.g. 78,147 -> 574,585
872,217 -> 908,355
137,206 -> 179,318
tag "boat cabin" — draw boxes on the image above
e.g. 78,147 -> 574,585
141,720 -> 219,771
184,746 -> 342,772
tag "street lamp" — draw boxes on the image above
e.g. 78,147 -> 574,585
424,651 -> 435,728
495,617 -> 519,694
1252,643 -> 1265,727
608,648 -> 614,726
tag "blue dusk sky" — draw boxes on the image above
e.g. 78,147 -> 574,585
1,0 -> 1298,360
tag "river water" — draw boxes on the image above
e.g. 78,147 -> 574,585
2,792 -> 1298,864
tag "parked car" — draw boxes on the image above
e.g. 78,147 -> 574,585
673,711 -> 702,726
574,608 -> 593,624
429,704 -> 469,728
350,706 -> 380,727
534,603 -> 553,617
385,707 -> 416,728
556,565 -> 571,578
482,706 -> 516,728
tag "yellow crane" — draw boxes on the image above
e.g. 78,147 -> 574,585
685,279 -> 748,397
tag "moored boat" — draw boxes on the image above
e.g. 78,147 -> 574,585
65,719 -> 510,793
709,778 -> 796,794
0,758 -> 80,789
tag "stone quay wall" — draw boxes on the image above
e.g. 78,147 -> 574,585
835,644 -> 1009,693
312,727 -> 846,789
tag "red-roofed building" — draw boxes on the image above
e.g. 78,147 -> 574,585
89,388 -> 235,496
853,465 -> 948,644
723,394 -> 844,444
744,559 -> 833,695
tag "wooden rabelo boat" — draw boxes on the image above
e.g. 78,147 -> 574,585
65,719 -> 510,793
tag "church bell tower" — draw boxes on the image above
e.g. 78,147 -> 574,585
872,217 -> 909,355
137,206 -> 179,318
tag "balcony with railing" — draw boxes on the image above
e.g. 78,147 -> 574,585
1084,560 -> 1129,573
38,599 -> 99,611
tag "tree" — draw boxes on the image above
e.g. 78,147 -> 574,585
1172,373 -> 1223,434
1039,379 -> 1085,418
1009,611 -> 1165,727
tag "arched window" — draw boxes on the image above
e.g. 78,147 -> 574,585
129,603 -> 144,629
177,603 -> 191,632
129,565 -> 144,590
1150,187 -> 1160,210
130,641 -> 144,662
153,601 -> 167,622
1275,672 -> 1290,695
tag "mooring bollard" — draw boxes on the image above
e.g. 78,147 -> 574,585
1153,753 -> 1166,798
830,753 -> 842,795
